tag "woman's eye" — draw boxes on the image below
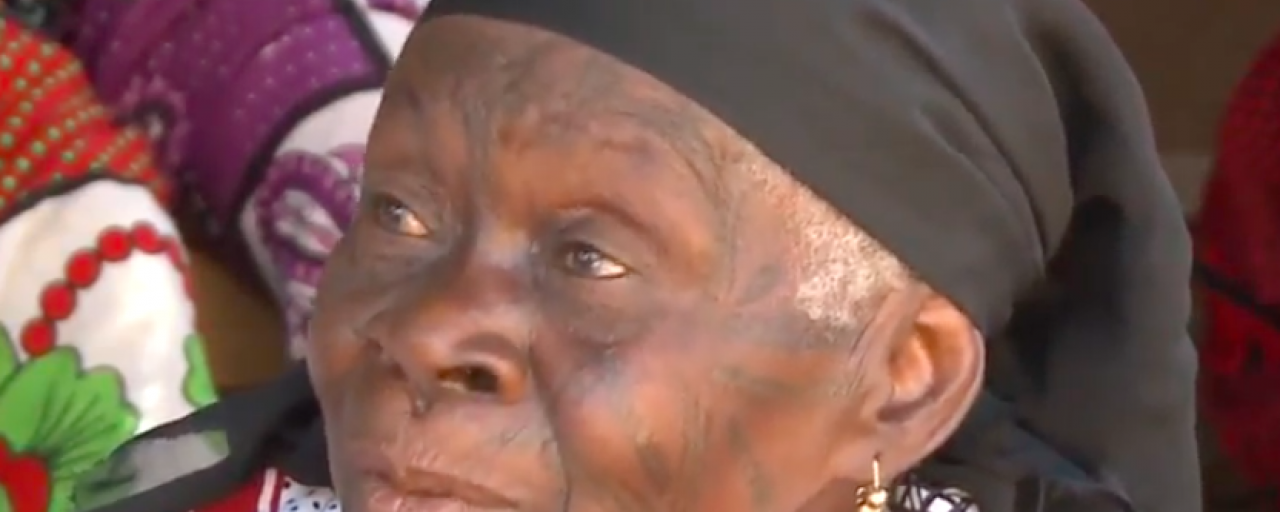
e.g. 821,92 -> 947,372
371,195 -> 431,238
559,242 -> 630,279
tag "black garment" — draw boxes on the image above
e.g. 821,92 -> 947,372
74,0 -> 1197,509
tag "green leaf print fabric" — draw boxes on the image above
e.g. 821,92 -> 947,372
0,328 -> 138,512
0,321 -> 219,512
183,335 -> 218,409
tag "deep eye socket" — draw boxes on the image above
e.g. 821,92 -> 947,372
557,241 -> 631,279
369,193 -> 431,238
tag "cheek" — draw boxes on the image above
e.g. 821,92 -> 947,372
540,326 -> 726,492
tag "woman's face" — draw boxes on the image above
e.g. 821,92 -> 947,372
307,17 -> 909,512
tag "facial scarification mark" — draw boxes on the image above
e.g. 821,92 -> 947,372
726,418 -> 775,512
634,435 -> 672,490
734,262 -> 786,307
491,423 -> 536,450
563,460 -> 650,512
674,397 -> 712,510
713,366 -> 812,401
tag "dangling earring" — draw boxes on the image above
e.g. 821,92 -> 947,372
856,457 -> 890,512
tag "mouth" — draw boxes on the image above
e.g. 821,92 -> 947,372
352,448 -> 518,511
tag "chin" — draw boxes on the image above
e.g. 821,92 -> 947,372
353,491 -> 506,512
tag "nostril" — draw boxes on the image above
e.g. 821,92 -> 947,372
438,365 -> 501,395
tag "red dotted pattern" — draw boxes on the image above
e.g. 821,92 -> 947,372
0,18 -> 172,218
19,221 -> 191,357
1197,30 -> 1280,491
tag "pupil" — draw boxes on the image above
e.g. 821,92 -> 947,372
385,203 -> 406,221
574,248 -> 599,270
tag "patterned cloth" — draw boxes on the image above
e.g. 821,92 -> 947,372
0,18 -> 217,512
216,471 -> 981,512
78,466 -> 979,512
72,0 -> 426,357
1196,28 -> 1280,495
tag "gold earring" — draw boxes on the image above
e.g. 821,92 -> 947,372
856,457 -> 889,512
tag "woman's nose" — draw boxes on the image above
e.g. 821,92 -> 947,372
413,330 -> 529,402
371,271 -> 533,404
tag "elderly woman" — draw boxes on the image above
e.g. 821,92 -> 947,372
72,0 -> 1198,511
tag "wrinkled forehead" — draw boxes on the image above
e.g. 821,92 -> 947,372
374,16 -> 736,206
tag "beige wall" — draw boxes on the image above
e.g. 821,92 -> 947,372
1085,0 -> 1280,214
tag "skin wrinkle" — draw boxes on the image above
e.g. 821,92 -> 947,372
712,366 -> 811,400
311,16 -> 976,512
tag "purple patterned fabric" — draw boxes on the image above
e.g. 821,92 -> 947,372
247,145 -> 361,352
69,0 -> 423,356
73,0 -> 389,233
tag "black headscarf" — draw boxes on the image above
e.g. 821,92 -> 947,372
75,0 -> 1198,510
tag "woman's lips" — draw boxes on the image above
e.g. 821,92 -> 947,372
350,446 -> 518,510
364,473 -> 516,512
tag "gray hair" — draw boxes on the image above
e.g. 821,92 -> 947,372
733,143 -> 911,332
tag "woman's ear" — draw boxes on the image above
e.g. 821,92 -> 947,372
879,292 -> 983,475
830,288 -> 984,482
